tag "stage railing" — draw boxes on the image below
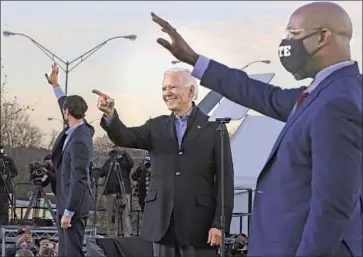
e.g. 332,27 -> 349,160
232,187 -> 253,234
0,225 -> 96,256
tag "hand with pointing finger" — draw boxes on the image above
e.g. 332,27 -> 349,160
151,12 -> 199,66
92,89 -> 115,117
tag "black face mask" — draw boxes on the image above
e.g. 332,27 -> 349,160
279,30 -> 324,80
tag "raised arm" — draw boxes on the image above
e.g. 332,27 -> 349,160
193,56 -> 304,122
100,111 -> 152,151
93,89 -> 152,151
45,63 -> 67,120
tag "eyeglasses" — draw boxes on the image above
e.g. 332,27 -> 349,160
285,27 -> 323,39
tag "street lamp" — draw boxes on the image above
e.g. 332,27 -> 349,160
2,30 -> 137,96
48,117 -> 100,125
241,60 -> 271,70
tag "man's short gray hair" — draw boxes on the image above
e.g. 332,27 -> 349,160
164,68 -> 198,100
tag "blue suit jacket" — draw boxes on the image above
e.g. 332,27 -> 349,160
201,61 -> 362,256
51,96 -> 94,218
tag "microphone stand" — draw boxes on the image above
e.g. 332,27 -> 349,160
216,117 -> 231,257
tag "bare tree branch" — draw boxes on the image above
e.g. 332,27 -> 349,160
47,129 -> 59,150
1,59 -> 43,148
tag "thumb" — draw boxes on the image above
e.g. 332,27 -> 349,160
157,38 -> 172,51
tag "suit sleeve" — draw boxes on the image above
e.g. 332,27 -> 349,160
196,57 -> 304,122
212,124 -> 234,233
65,140 -> 91,212
296,98 -> 362,256
53,87 -> 67,121
100,110 -> 152,151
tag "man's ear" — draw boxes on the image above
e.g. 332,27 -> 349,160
189,85 -> 195,99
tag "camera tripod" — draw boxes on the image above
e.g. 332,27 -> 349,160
0,159 -> 18,222
0,175 -> 18,222
23,183 -> 56,222
101,159 -> 131,237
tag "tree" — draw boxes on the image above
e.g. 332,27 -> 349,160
47,129 -> 59,150
93,134 -> 114,154
1,59 -> 43,148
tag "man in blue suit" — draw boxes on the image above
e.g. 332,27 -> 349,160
45,64 -> 94,257
151,2 -> 362,256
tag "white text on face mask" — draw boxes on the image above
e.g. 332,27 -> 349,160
279,45 -> 291,57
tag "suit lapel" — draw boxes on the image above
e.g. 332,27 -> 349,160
167,114 -> 179,150
181,108 -> 209,149
51,128 -> 67,161
256,63 -> 360,184
58,124 -> 83,160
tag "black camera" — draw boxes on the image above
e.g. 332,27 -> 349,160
109,150 -> 123,162
29,162 -> 49,185
225,234 -> 248,257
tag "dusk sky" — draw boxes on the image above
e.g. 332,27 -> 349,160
1,1 -> 362,145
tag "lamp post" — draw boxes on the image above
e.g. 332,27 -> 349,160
47,117 -> 63,125
2,30 -> 137,96
241,59 -> 271,70
48,117 -> 100,125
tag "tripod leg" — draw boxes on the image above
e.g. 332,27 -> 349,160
3,181 -> 18,221
23,190 -> 39,220
41,190 -> 57,221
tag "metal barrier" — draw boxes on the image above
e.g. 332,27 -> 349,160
0,225 -> 96,256
233,187 -> 253,234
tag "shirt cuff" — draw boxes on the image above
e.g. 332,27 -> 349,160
191,55 -> 211,80
103,115 -> 113,126
63,209 -> 74,217
54,86 -> 65,100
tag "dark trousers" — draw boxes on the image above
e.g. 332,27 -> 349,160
58,215 -> 87,257
153,216 -> 217,257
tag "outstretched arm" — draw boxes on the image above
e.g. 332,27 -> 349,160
100,111 -> 152,151
193,56 -> 304,122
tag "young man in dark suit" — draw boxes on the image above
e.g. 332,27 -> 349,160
93,68 -> 234,257
45,64 -> 94,257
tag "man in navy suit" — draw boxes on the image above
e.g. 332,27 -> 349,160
45,64 -> 94,257
151,2 -> 362,256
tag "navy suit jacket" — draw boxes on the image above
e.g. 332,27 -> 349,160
51,96 -> 94,218
200,61 -> 362,256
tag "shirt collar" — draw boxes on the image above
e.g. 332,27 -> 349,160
174,102 -> 195,120
174,104 -> 194,120
65,121 -> 84,136
307,61 -> 355,93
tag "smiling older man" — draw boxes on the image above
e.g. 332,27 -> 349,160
93,68 -> 234,257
